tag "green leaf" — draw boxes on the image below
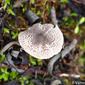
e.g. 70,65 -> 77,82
30,0 -> 35,4
0,0 -> 1,3
26,80 -> 29,84
20,81 -> 24,85
70,13 -> 78,17
11,31 -> 19,39
23,76 -> 28,80
3,75 -> 8,81
10,72 -> 18,80
74,25 -> 79,34
0,54 -> 6,63
29,57 -> 36,66
37,59 -> 42,65
0,75 -> 3,80
29,82 -> 34,85
11,31 -> 15,35
4,67 -> 8,72
4,27 -> 10,34
60,0 -> 68,3
37,10 -> 41,15
12,32 -> 18,39
78,17 -> 85,25
19,76 -> 29,85
3,0 -> 10,9
78,58 -> 85,63
5,0 -> 10,4
3,3 -> 8,9
31,7 -> 35,12
1,67 -> 5,72
0,67 -> 9,81
8,8 -> 15,16
41,0 -> 43,2
22,7 -> 27,13
21,3 -> 23,7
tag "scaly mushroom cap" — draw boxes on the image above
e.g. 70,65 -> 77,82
18,23 -> 64,59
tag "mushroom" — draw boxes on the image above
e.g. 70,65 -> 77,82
18,23 -> 64,59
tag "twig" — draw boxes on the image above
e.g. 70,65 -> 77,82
0,41 -> 19,55
50,6 -> 58,26
5,52 -> 25,73
59,73 -> 80,78
13,0 -> 29,8
47,39 -> 77,75
61,39 -> 77,59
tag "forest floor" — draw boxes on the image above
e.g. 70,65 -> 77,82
0,0 -> 85,85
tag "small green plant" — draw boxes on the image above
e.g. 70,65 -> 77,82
79,40 -> 85,50
74,17 -> 85,34
78,57 -> 85,63
29,57 -> 37,66
0,67 -> 9,81
60,0 -> 68,3
37,59 -> 43,66
62,13 -> 77,26
29,56 -> 43,66
19,75 -> 34,85
30,0 -> 35,4
3,27 -> 10,34
9,72 -> 18,80
0,54 -> 6,63
22,7 -> 27,13
11,31 -> 19,39
3,0 -> 11,9
37,10 -> 41,15
45,4 -> 51,14
0,67 -> 18,81
31,7 -> 35,12
7,8 -> 15,16
3,0 -> 15,16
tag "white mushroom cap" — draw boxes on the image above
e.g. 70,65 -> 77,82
18,23 -> 64,59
